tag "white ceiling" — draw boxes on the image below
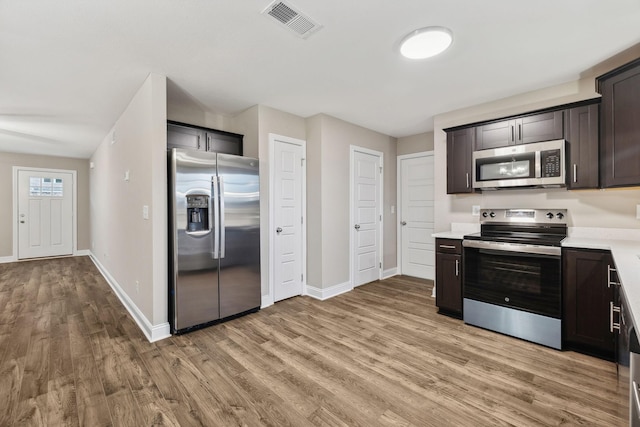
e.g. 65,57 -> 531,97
1,0 -> 639,159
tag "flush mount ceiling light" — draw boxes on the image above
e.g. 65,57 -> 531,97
400,26 -> 453,59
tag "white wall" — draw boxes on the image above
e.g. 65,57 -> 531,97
90,73 -> 169,341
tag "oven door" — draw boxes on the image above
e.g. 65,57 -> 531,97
463,240 -> 562,318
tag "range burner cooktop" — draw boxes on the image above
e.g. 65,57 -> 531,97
464,208 -> 568,247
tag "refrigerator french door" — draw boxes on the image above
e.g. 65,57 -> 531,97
169,148 -> 260,334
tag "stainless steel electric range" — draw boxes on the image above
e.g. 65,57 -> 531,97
462,208 -> 567,349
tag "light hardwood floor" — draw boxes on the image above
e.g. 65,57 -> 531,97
0,256 -> 628,426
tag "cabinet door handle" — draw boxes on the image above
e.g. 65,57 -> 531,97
466,173 -> 469,189
455,259 -> 459,277
197,135 -> 201,150
511,125 -> 515,143
439,245 -> 456,249
518,123 -> 522,142
573,164 -> 577,183
610,301 -> 621,333
607,265 -> 618,288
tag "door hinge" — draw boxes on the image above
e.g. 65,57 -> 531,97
379,214 -> 382,221
301,274 -> 304,282
301,216 -> 303,224
301,158 -> 305,166
379,166 -> 383,173
379,262 -> 382,268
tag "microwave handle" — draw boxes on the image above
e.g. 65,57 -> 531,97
534,151 -> 541,178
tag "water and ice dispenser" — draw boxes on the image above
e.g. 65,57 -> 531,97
186,195 -> 209,232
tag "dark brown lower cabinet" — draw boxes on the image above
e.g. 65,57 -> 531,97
563,248 -> 616,360
435,238 -> 462,318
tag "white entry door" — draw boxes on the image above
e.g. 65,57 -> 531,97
352,148 -> 382,287
399,154 -> 434,279
273,137 -> 305,302
18,169 -> 73,259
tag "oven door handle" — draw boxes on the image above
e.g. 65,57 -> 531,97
463,239 -> 561,257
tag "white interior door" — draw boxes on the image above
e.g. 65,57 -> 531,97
18,169 -> 73,259
352,148 -> 382,287
399,154 -> 434,279
273,138 -> 305,302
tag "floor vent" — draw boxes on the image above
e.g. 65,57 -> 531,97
261,1 -> 322,39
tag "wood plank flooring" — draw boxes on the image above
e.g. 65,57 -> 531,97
0,256 -> 628,426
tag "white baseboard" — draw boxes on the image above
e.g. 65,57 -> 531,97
0,255 -> 17,264
382,267 -> 397,280
306,280 -> 353,301
76,249 -> 91,256
88,253 -> 171,343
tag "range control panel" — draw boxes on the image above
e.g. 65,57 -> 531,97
479,208 -> 568,224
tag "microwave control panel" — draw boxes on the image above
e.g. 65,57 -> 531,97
540,149 -> 561,177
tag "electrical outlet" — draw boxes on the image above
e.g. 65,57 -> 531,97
143,205 -> 149,220
472,205 -> 480,216
135,280 -> 139,293
391,205 -> 395,214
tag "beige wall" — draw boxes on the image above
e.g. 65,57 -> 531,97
167,101 -> 400,297
434,64 -> 640,234
305,115 -> 323,286
90,73 -> 168,329
397,131 -> 434,156
256,106 -> 307,298
0,152 -> 90,258
313,114 -> 398,288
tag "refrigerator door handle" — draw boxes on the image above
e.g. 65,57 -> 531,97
212,175 -> 220,259
220,176 -> 226,259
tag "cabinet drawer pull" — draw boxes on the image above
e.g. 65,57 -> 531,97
573,164 -> 577,183
607,265 -> 618,288
610,301 -> 621,333
455,259 -> 459,277
466,172 -> 469,189
439,245 -> 457,249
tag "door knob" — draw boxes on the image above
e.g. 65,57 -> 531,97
401,221 -> 407,226
276,227 -> 282,234
354,224 -> 360,230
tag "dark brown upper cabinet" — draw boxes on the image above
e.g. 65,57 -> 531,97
167,121 -> 243,155
475,111 -> 564,150
597,58 -> 640,188
446,127 -> 474,194
565,101 -> 600,189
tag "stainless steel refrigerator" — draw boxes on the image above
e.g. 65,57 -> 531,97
168,148 -> 260,334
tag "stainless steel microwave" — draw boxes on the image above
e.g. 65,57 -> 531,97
472,139 -> 566,190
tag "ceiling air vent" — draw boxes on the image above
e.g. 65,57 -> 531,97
261,1 -> 322,39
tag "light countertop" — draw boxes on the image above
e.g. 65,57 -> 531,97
432,231 -> 467,240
